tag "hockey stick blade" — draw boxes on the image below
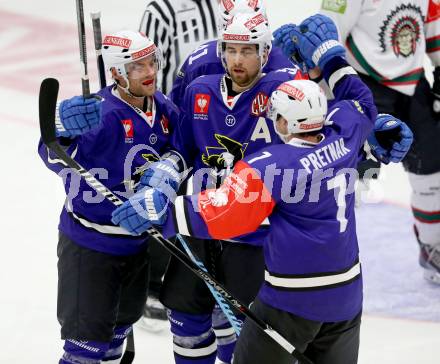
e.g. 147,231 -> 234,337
39,78 -> 59,145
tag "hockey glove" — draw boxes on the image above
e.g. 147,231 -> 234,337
111,188 -> 169,235
56,95 -> 102,138
138,158 -> 182,199
288,14 -> 346,70
273,24 -> 300,61
367,113 -> 413,164
432,67 -> 440,120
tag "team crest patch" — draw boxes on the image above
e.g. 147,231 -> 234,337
121,119 -> 133,143
194,93 -> 211,120
321,0 -> 347,14
202,134 -> 248,174
251,92 -> 269,116
379,4 -> 423,57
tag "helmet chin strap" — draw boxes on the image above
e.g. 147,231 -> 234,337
116,75 -> 145,99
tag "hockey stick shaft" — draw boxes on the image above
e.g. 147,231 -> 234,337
75,0 -> 90,97
176,234 -> 243,335
38,78 -> 312,364
90,12 -> 106,89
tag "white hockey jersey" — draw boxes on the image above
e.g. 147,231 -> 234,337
321,0 -> 440,95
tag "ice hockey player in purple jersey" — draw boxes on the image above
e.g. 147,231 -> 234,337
38,30 -> 178,364
111,13 -> 387,363
112,12 -> 305,364
169,0 -> 300,109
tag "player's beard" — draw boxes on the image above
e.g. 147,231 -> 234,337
229,67 -> 260,89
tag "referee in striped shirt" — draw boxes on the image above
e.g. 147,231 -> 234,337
138,0 -> 219,330
140,0 -> 219,95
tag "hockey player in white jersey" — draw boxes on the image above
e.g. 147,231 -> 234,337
316,0 -> 440,284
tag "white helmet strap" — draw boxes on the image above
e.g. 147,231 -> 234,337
116,75 -> 145,99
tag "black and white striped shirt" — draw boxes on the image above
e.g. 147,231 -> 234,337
140,0 -> 219,95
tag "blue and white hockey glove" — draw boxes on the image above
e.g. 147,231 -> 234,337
56,95 -> 102,138
367,113 -> 414,164
138,158 -> 182,199
273,24 -> 299,60
286,14 -> 346,70
111,188 -> 169,235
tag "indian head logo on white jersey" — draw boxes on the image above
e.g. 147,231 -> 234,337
379,4 -> 423,57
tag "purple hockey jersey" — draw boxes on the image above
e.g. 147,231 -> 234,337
38,86 -> 178,255
171,68 -> 306,193
163,58 -> 377,322
169,40 -> 298,109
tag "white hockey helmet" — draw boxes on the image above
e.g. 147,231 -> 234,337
218,11 -> 272,69
268,80 -> 327,135
218,0 -> 267,30
102,30 -> 162,77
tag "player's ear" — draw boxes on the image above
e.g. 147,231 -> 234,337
110,67 -> 118,79
111,68 -> 126,87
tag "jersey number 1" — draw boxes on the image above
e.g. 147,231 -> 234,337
327,174 -> 348,233
188,45 -> 209,65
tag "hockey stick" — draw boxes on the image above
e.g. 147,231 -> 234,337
90,12 -> 106,89
176,234 -> 243,335
75,0 -> 90,97
39,78 -> 313,364
74,2 -> 130,360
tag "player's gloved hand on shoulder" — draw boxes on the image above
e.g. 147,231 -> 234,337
367,113 -> 413,164
111,187 -> 169,235
56,95 -> 102,138
288,14 -> 346,70
431,67 -> 440,120
138,158 -> 182,199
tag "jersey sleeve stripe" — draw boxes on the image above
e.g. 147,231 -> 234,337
174,196 -> 191,236
264,260 -> 361,290
328,66 -> 358,91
